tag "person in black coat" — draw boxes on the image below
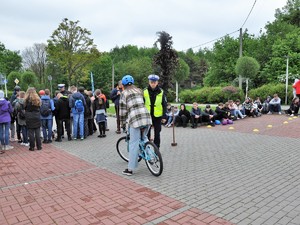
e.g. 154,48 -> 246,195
175,104 -> 190,127
93,90 -> 107,138
24,88 -> 42,151
55,93 -> 71,142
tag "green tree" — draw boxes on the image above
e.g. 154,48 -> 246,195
235,56 -> 260,80
7,71 -> 22,90
174,58 -> 190,102
0,42 -> 22,76
21,71 -> 38,89
22,43 -> 47,84
47,18 -> 100,86
153,31 -> 178,92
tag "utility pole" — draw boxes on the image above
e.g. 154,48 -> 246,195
112,62 -> 115,90
285,55 -> 289,105
239,28 -> 243,89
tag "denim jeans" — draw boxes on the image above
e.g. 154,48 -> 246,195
20,125 -> 28,144
73,112 -> 84,138
42,119 -> 53,141
128,125 -> 150,171
0,122 -> 10,145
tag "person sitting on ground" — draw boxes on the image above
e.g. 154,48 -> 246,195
175,104 -> 190,128
228,100 -> 245,119
165,105 -> 178,128
262,96 -> 271,114
235,99 -> 245,116
254,97 -> 263,114
165,103 -> 172,127
268,94 -> 282,114
215,103 -> 230,121
243,97 -> 256,117
285,97 -> 299,116
201,105 -> 215,126
190,102 -> 202,128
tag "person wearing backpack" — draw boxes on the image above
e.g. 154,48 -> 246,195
78,87 -> 92,139
14,91 -> 29,146
69,86 -> 86,140
40,89 -> 55,143
0,90 -> 14,151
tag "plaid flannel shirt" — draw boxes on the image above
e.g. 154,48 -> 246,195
119,87 -> 152,128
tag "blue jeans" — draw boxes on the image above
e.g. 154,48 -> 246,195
0,122 -> 10,145
128,125 -> 150,171
73,113 -> 84,138
20,125 -> 28,144
42,119 -> 53,141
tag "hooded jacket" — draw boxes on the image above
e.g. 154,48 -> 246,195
0,99 -> 13,123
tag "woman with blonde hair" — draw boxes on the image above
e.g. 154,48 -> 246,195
24,88 -> 42,151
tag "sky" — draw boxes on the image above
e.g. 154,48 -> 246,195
0,0 -> 287,53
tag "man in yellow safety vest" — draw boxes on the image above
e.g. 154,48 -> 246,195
143,74 -> 167,149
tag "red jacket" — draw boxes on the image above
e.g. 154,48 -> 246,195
293,80 -> 300,95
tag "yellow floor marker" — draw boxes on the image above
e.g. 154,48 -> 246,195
267,125 -> 272,128
283,121 -> 288,124
253,129 -> 259,132
228,126 -> 234,130
288,117 -> 293,120
293,116 -> 298,118
207,125 -> 212,128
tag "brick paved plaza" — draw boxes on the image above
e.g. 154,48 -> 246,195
1,115 -> 300,225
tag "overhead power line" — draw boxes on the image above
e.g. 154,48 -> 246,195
241,0 -> 257,28
183,29 -> 239,51
183,0 -> 258,51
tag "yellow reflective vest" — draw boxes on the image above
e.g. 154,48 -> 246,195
144,89 -> 163,117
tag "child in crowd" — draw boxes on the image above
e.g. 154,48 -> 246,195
14,91 -> 29,146
228,100 -> 245,119
285,97 -> 299,116
175,104 -> 190,128
165,105 -> 178,127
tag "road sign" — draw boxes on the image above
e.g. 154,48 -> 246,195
14,78 -> 19,84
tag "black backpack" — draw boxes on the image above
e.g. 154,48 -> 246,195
40,99 -> 51,117
18,102 -> 26,120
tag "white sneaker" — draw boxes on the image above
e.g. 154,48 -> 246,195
279,112 -> 282,115
24,143 -> 29,147
4,145 -> 14,150
168,124 -> 172,127
20,142 -> 25,145
290,114 -> 294,117
267,112 -> 272,115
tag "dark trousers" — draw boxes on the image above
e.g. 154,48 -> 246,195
147,116 -> 162,149
16,121 -> 21,140
175,115 -> 189,127
98,122 -> 106,135
88,119 -> 94,135
84,118 -> 89,138
28,128 -> 41,149
57,119 -> 71,140
115,105 -> 121,131
190,116 -> 201,127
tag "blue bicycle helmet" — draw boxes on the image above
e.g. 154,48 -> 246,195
122,75 -> 134,86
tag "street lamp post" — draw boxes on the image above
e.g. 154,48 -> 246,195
48,75 -> 52,97
285,56 -> 289,105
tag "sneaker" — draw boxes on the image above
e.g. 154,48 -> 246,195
167,124 -> 172,127
18,140 -> 23,143
122,169 -> 133,176
267,112 -> 272,115
165,124 -> 169,127
80,137 -> 84,140
5,145 -> 14,150
290,114 -> 294,117
98,134 -> 103,138
279,112 -> 282,115
20,142 -> 25,146
24,143 -> 29,147
73,137 -> 77,140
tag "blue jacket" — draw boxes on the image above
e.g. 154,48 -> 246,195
0,99 -> 13,123
69,92 -> 86,114
40,95 -> 55,119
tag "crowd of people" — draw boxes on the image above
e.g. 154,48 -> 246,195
164,93 -> 294,128
0,77 -> 297,176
